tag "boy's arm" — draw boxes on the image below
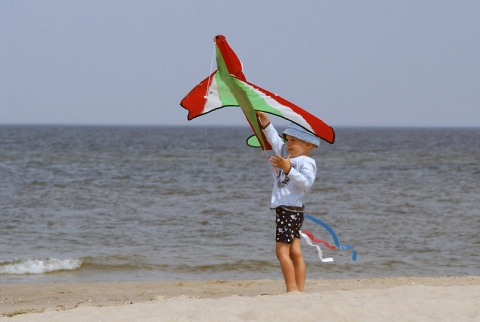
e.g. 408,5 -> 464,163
256,112 -> 285,155
256,112 -> 270,129
272,155 -> 316,191
287,159 -> 316,191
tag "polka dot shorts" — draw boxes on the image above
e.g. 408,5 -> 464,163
275,207 -> 304,244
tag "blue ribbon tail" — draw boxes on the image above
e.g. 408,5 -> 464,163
304,214 -> 357,261
339,245 -> 357,261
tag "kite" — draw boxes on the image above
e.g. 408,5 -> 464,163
301,215 -> 357,262
180,35 -> 356,262
180,35 -> 335,150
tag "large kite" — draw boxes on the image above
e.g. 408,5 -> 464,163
180,35 -> 335,150
180,35 -> 356,262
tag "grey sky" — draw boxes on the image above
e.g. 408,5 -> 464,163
1,0 -> 479,127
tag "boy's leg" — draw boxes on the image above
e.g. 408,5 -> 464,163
276,242 -> 298,292
290,237 -> 305,291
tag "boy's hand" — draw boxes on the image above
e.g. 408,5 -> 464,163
270,154 -> 292,174
256,111 -> 270,129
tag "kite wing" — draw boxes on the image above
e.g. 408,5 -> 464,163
180,35 -> 335,149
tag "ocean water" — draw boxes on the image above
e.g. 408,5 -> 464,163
0,125 -> 479,284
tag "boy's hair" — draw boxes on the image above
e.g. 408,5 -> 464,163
282,123 -> 320,147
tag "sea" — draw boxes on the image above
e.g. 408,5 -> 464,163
0,125 -> 479,284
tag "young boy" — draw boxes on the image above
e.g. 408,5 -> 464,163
256,112 -> 320,292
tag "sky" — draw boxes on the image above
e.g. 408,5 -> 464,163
1,0 -> 479,127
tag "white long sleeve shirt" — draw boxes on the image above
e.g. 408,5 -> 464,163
263,123 -> 317,209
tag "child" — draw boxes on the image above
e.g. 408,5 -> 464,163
256,112 -> 320,292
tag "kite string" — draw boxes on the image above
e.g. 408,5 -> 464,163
263,150 -> 277,182
203,42 -> 216,99
204,127 -> 215,195
203,40 -> 217,195
201,41 -> 235,270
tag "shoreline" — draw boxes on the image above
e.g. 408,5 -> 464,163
2,276 -> 479,321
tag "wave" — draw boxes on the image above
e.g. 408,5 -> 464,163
0,258 -> 83,275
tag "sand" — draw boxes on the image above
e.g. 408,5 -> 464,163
1,276 -> 479,321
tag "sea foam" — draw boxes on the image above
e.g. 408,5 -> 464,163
0,258 -> 83,275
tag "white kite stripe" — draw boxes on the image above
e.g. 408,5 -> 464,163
234,79 -> 314,133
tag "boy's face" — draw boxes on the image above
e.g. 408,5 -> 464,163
284,134 -> 314,157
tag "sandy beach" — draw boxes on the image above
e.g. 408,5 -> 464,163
1,276 -> 479,321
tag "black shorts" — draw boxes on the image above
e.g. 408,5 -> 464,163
275,207 -> 304,244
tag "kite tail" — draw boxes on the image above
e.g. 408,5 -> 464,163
301,230 -> 337,250
303,214 -> 357,261
299,231 -> 333,262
